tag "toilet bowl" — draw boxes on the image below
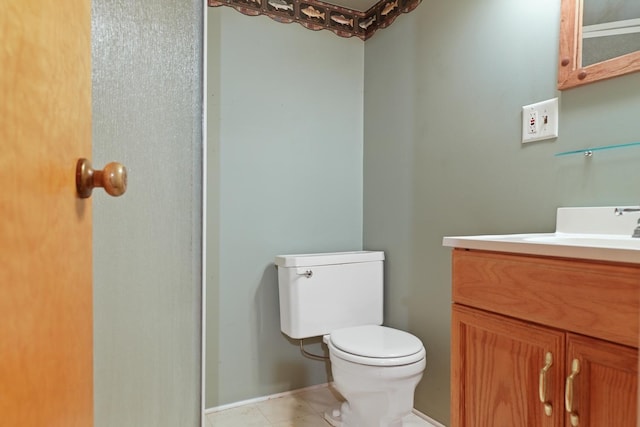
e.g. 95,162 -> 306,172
275,251 -> 426,427
323,325 -> 426,427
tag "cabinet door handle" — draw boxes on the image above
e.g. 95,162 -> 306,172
565,358 -> 580,426
538,352 -> 553,416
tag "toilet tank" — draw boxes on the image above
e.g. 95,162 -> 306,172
275,251 -> 385,339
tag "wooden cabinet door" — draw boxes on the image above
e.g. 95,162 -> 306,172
565,334 -> 638,427
452,304 -> 565,427
0,0 -> 93,425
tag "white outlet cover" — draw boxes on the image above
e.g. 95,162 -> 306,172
522,98 -> 559,143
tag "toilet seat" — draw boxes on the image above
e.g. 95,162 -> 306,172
326,325 -> 425,367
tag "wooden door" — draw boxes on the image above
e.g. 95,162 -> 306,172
452,304 -> 565,427
565,334 -> 638,427
0,0 -> 93,425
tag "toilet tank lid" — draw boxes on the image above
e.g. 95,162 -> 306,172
275,251 -> 384,268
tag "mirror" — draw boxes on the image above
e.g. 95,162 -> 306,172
558,0 -> 640,89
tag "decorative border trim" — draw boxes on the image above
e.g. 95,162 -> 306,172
208,0 -> 421,40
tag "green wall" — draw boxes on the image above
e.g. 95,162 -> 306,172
206,8 -> 364,408
363,1 -> 640,425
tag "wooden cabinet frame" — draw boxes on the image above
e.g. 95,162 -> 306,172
450,249 -> 639,427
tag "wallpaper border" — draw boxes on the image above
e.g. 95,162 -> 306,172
208,0 -> 421,40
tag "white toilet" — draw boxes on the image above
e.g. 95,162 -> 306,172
275,251 -> 426,427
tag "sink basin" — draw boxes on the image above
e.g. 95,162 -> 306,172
443,207 -> 640,264
523,234 -> 640,249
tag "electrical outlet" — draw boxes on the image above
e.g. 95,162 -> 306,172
522,98 -> 558,143
528,110 -> 538,135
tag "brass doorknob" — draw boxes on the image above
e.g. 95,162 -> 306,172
76,158 -> 127,198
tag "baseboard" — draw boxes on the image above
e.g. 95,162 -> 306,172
412,408 -> 447,427
204,383 -> 331,414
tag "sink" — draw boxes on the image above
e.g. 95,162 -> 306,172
443,207 -> 640,264
523,234 -> 640,249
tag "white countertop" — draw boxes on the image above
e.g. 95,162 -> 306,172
443,207 -> 640,265
443,232 -> 640,264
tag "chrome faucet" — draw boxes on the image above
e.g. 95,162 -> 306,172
614,207 -> 640,238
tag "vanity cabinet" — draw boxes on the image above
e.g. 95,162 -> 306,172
450,249 -> 639,427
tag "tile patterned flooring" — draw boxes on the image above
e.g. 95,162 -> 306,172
205,385 -> 437,427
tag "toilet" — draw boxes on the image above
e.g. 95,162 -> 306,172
275,251 -> 426,427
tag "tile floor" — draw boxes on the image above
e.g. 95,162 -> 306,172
205,385 -> 436,427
